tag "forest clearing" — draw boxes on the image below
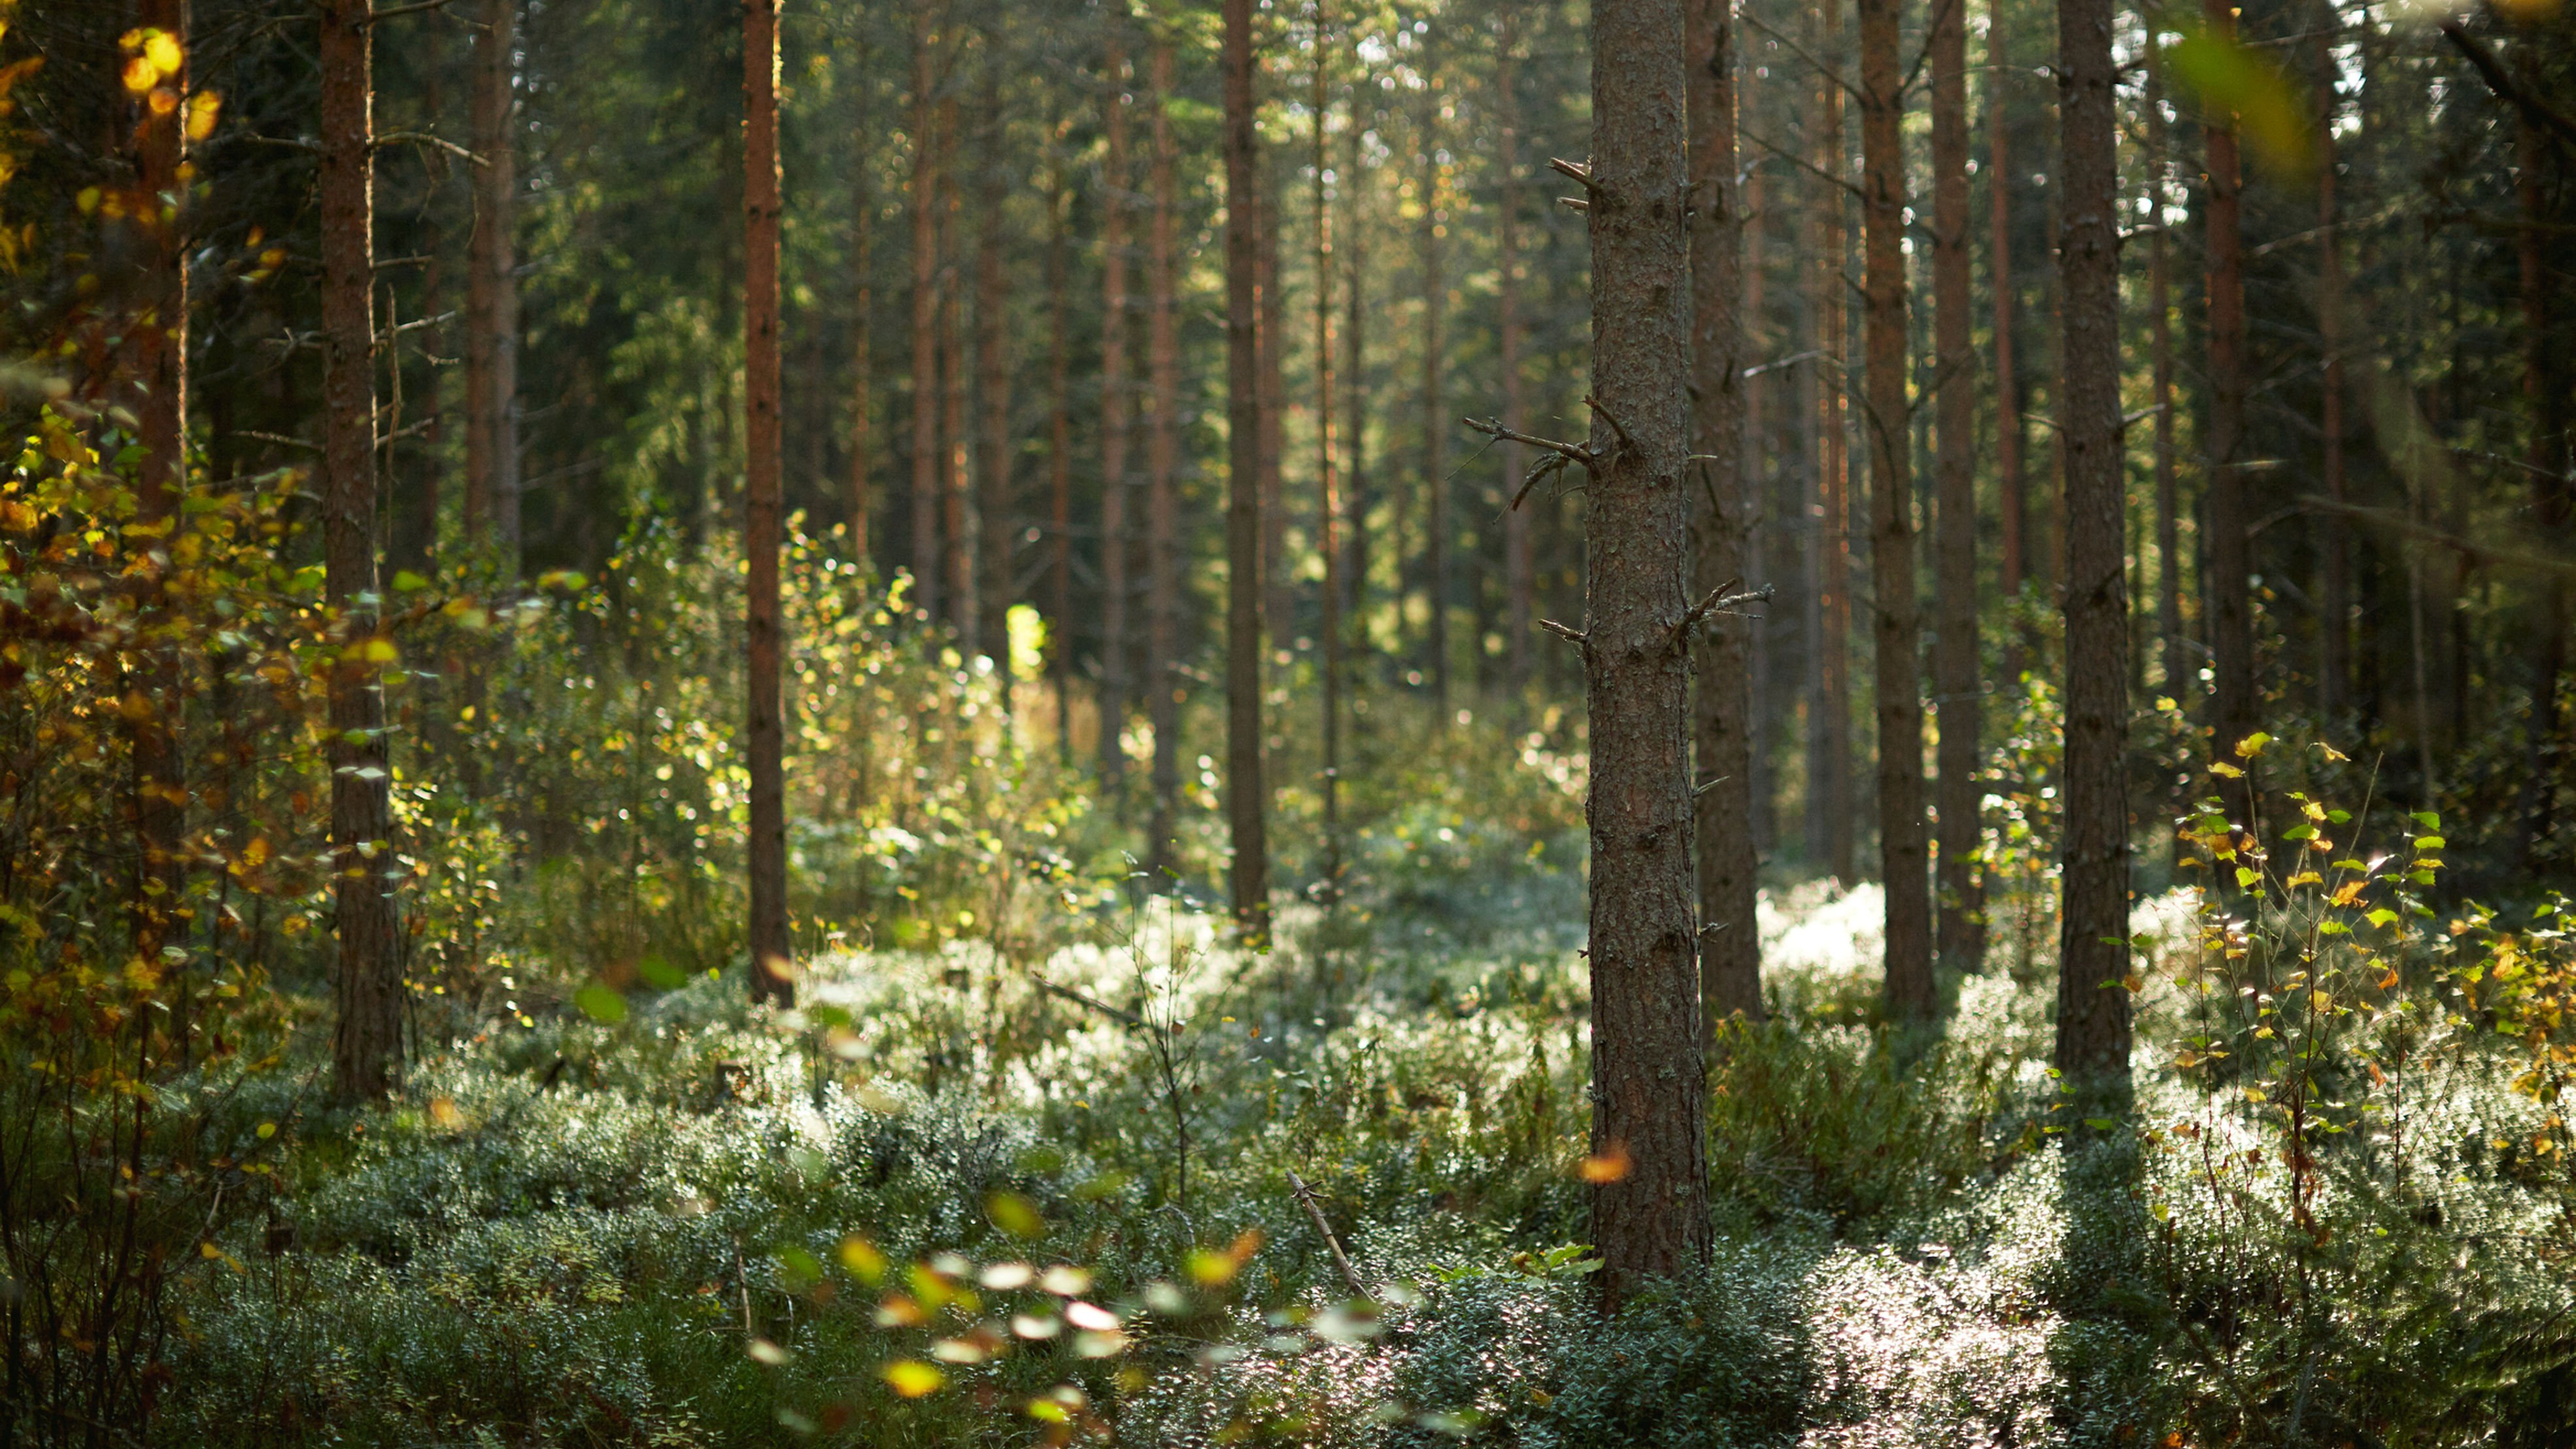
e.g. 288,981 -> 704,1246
4,0 -> 2575,1442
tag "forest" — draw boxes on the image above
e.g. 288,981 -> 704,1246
3,0 -> 2575,1440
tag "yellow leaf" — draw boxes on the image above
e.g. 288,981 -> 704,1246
185,90 -> 222,142
122,55 -> 155,93
1579,1143 -> 1632,1183
881,1360 -> 945,1399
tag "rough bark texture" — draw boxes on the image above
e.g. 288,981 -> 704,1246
1098,33 -> 1132,788
1585,0 -> 1711,1310
1860,0 -> 1931,1021
2148,44 -> 2182,694
1419,80 -> 1449,715
1931,0 -> 1985,976
2053,0 -> 2131,1110
744,0 -> 792,1008
322,0 -> 401,1102
466,0 -> 518,567
1259,138 -> 1290,666
2315,49 -> 2348,727
1688,0 -> 1759,1027
1315,14 -> 1344,895
1145,35 -> 1181,881
1223,0 -> 1271,938
1498,10 -> 1532,699
1990,0 -> 2024,658
941,169 -> 975,654
850,126 -> 875,564
974,56 -> 1013,666
910,10 -> 944,620
2515,103 -> 2569,872
1816,20 -> 1854,883
2203,0 -> 2256,813
1047,164 -> 1074,751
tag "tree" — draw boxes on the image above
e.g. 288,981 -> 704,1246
466,0 -> 519,570
911,5 -> 946,622
2203,0 -> 2256,803
1859,0 -> 1931,1021
2054,0 -> 2131,1108
974,50 -> 1013,666
743,0 -> 791,1009
1990,0 -> 2027,673
1497,9 -> 1532,700
2314,27 -> 2349,726
322,0 -> 401,1101
1584,0 -> 1710,1308
1814,3 -> 1854,883
1313,0 -> 1345,892
1417,50 -> 1449,715
1047,146 -> 1075,751
1145,32 -> 1182,880
1223,0 -> 1272,937
1931,0 -> 1985,975
1098,24 -> 1134,789
2147,41 -> 2183,696
1688,0 -> 1759,1025
850,95 -> 877,564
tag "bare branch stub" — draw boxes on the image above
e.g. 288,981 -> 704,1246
1582,394 -> 1635,452
1667,580 -> 1776,654
1539,618 -> 1588,647
1548,156 -> 1599,192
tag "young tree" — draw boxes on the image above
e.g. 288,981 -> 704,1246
466,0 -> 519,570
1497,10 -> 1533,698
1584,0 -> 1710,1308
2054,0 -> 2130,1108
1098,27 -> 1134,788
321,0 -> 401,1100
1223,0 -> 1272,937
743,0 -> 792,1008
1689,0 -> 1759,1025
1145,33 -> 1182,879
1931,0 -> 1986,974
1859,0 -> 1931,1021
911,7 -> 945,621
2203,0 -> 2256,808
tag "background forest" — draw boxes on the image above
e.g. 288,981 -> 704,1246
3,0 -> 2575,1442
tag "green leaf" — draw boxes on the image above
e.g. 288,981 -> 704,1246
2283,825 -> 2317,841
575,983 -> 629,1023
2165,27 -> 2316,175
2236,867 -> 2261,889
2083,1117 -> 2118,1131
391,569 -> 430,592
2366,908 -> 2399,929
2414,835 -> 2446,852
2412,811 -> 2441,829
2326,809 -> 2351,825
636,953 -> 685,991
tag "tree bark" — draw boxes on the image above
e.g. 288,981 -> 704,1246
1689,0 -> 1759,1027
851,111 -> 876,566
941,104 -> 975,655
974,56 -> 1012,668
322,0 -> 401,1101
2148,43 -> 2182,695
1047,158 -> 1074,755
910,8 -> 945,621
1860,0 -> 1931,1020
1098,31 -> 1133,789
1259,129 -> 1291,668
1419,67 -> 1449,717
744,0 -> 792,1008
2203,0 -> 2256,811
2316,31 -> 2348,727
1145,34 -> 1182,881
1585,0 -> 1710,1310
1223,0 -> 1272,938
1816,11 -> 1854,884
2053,0 -> 2130,1111
1498,10 -> 1532,700
1313,4 -> 1344,896
466,0 -> 518,570
1990,0 -> 2025,670
1931,0 -> 1985,976
2515,104 -> 2569,870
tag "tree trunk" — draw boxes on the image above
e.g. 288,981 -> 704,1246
1689,0 -> 1759,1027
1258,129 -> 1291,673
127,0 -> 188,1005
1344,116 -> 1370,675
322,0 -> 401,1101
1315,9 -> 1346,898
1223,0 -> 1272,938
1498,10 -> 1532,700
1419,71 -> 1449,717
2515,105 -> 2569,869
1585,0 -> 1710,1310
2203,0 -> 2256,810
1931,0 -> 1984,976
1098,31 -> 1133,789
466,0 -> 518,571
2316,33 -> 2348,728
941,105 -> 975,655
974,57 -> 1012,668
1860,0 -> 1931,1021
851,114 -> 875,565
1816,15 -> 1854,884
744,0 -> 792,1008
910,9 -> 944,621
1146,35 -> 1182,881
1990,0 -> 2024,671
2053,0 -> 2130,1110
2148,43 -> 2182,695
1047,160 -> 1074,756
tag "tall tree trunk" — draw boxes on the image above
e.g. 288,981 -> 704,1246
1315,7 -> 1346,897
2516,106 -> 2569,868
1585,0 -> 1710,1310
127,0 -> 188,1002
1223,0 -> 1272,938
1689,0 -> 1759,1026
1259,137 -> 1291,667
1098,32 -> 1133,788
1499,10 -> 1532,699
1816,12 -> 1854,883
1861,0 -> 1931,1020
2148,43 -> 2182,694
1990,0 -> 2024,670
2316,33 -> 2349,727
910,9 -> 944,620
322,0 -> 400,1101
941,97 -> 975,656
974,57 -> 1011,668
851,116 -> 876,565
1047,158 -> 1074,757
1145,35 -> 1182,880
744,0 -> 792,1008
2203,0 -> 2256,807
1344,116 -> 1370,674
1744,167 -> 1774,855
2053,0 -> 2130,1110
1931,0 -> 1984,975
1419,70 -> 1449,717
466,0 -> 518,571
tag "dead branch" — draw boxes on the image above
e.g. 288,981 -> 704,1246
1284,1167 -> 1366,1295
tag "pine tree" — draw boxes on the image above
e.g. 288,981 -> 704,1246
743,0 -> 792,1008
1224,0 -> 1272,937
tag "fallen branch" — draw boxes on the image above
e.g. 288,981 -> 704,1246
1284,1167 -> 1365,1296
1028,974 -> 1143,1028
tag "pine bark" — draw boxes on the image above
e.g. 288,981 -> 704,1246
2148,44 -> 2182,694
2515,107 -> 2569,867
1931,0 -> 1985,974
466,0 -> 518,568
1419,77 -> 1449,715
1497,10 -> 1532,698
1047,162 -> 1074,752
1259,138 -> 1290,665
1816,14 -> 1854,883
1223,0 -> 1272,936
1585,0 -> 1710,1310
2053,0 -> 2131,1108
1990,0 -> 2025,662
910,10 -> 945,620
851,122 -> 876,564
2315,46 -> 2348,726
1313,13 -> 1344,894
1145,35 -> 1182,879
941,112 -> 975,655
744,0 -> 792,1008
1098,33 -> 1133,787
322,0 -> 401,1101
974,58 -> 1012,666
1861,0 -> 1931,1020
2203,0 -> 2256,803
1689,0 -> 1759,1026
